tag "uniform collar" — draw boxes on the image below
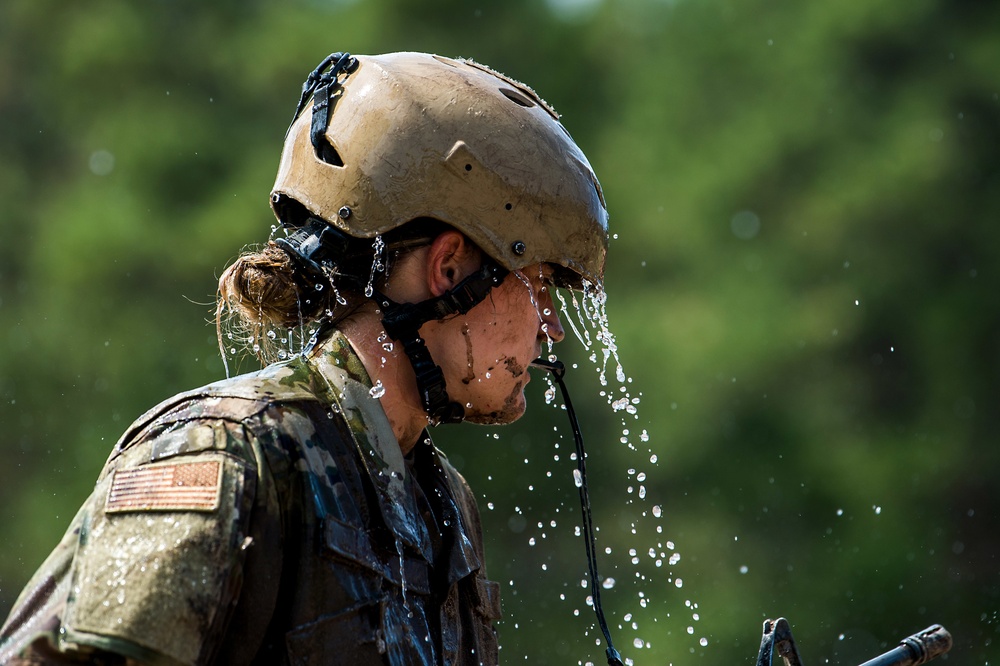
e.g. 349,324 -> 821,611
304,330 -> 427,556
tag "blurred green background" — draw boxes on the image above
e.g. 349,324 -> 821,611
1,0 -> 997,663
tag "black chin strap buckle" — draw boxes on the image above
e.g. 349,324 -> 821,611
376,295 -> 463,425
400,334 -> 465,425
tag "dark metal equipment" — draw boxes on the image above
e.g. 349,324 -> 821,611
756,618 -> 953,666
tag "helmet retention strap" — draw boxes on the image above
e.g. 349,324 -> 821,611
374,261 -> 508,424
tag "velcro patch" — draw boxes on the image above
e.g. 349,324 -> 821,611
106,460 -> 222,513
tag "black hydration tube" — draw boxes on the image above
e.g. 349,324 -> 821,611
531,358 -> 626,666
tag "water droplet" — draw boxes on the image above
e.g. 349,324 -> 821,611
700,637 -> 709,647
369,380 -> 386,399
652,505 -> 662,518
633,638 -> 645,649
739,565 -> 749,574
675,578 -> 684,588
602,577 -> 616,589
572,469 -> 583,487
649,454 -> 658,464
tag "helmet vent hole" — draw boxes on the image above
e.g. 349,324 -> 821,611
499,88 -> 535,108
315,138 -> 344,168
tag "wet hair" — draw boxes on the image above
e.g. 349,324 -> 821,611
217,217 -> 454,365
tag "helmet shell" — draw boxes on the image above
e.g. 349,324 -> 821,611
271,52 -> 608,287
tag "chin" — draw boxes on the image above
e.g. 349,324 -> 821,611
463,390 -> 527,425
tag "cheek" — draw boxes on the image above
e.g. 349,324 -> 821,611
450,284 -> 541,387
501,355 -> 526,380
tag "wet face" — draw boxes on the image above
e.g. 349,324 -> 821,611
424,263 -> 565,425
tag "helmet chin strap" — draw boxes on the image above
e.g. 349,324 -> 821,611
372,261 -> 508,425
275,216 -> 509,424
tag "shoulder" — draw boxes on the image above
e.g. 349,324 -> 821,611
41,365 -> 333,664
107,357 -> 330,468
53,395 -> 285,664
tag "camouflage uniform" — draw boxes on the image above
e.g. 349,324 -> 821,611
0,330 -> 501,665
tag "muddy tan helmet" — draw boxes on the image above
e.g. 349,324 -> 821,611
271,51 -> 609,288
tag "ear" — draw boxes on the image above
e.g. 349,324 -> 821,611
425,230 -> 480,297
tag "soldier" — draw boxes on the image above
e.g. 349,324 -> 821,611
0,51 -> 608,665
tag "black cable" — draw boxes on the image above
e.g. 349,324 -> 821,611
531,358 -> 625,666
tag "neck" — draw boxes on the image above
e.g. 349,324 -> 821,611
339,310 -> 429,455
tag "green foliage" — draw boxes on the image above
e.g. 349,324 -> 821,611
1,0 -> 997,663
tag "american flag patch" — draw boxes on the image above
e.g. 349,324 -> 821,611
105,460 -> 223,513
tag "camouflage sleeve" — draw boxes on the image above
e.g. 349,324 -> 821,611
1,417 -> 267,666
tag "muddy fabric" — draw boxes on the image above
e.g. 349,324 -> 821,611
0,330 -> 500,666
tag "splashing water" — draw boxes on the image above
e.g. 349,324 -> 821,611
395,539 -> 409,610
365,234 -> 386,298
479,278 -> 704,663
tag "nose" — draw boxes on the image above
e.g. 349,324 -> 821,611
539,287 -> 566,344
